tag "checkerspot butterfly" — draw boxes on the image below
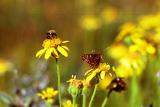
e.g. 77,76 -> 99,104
81,53 -> 102,69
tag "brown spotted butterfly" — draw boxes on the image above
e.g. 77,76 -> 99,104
81,53 -> 102,69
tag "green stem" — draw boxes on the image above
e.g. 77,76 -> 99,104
45,100 -> 52,107
101,96 -> 108,107
72,95 -> 77,107
56,59 -> 62,107
82,86 -> 88,107
101,91 -> 111,107
47,103 -> 52,107
82,94 -> 86,107
88,84 -> 98,107
130,71 -> 141,107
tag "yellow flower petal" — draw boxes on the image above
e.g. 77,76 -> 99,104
42,39 -> 52,48
62,41 -> 70,43
100,71 -> 106,79
57,46 -> 68,57
84,69 -> 93,76
63,100 -> 72,107
52,48 -> 59,57
36,48 -> 47,58
37,93 -> 42,97
146,45 -> 156,54
61,46 -> 69,51
86,72 -> 96,83
44,48 -> 55,60
0,59 -> 12,75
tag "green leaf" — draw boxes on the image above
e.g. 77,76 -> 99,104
0,92 -> 13,104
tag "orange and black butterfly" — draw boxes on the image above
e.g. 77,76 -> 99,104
46,30 -> 57,39
81,53 -> 102,69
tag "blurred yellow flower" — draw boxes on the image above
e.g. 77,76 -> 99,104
80,15 -> 100,31
0,59 -> 12,75
85,63 -> 110,85
36,35 -> 69,60
116,64 -> 133,78
139,13 -> 160,30
108,43 -> 128,60
152,31 -> 160,46
116,22 -> 136,42
115,52 -> 145,78
130,38 -> 156,55
107,13 -> 160,79
145,28 -> 160,46
101,6 -> 118,23
63,100 -> 73,107
37,87 -> 58,101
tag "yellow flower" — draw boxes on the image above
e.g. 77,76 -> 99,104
98,67 -> 116,90
101,6 -> 118,23
67,75 -> 84,99
129,38 -> 156,55
151,30 -> 160,46
85,63 -> 111,86
37,87 -> 58,101
0,59 -> 12,75
107,13 -> 160,79
63,100 -> 72,107
107,43 -> 129,60
80,15 -> 100,31
67,75 -> 83,89
36,34 -> 69,60
139,13 -> 160,30
116,52 -> 145,78
108,40 -> 147,78
115,22 -> 136,42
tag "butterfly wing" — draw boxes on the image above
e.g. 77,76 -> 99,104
81,54 -> 102,68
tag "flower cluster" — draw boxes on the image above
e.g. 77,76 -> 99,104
79,3 -> 118,31
108,13 -> 160,78
66,53 -> 126,107
35,30 -> 126,107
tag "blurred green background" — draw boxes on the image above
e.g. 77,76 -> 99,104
0,0 -> 160,107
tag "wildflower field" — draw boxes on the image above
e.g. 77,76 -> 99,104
0,0 -> 160,107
